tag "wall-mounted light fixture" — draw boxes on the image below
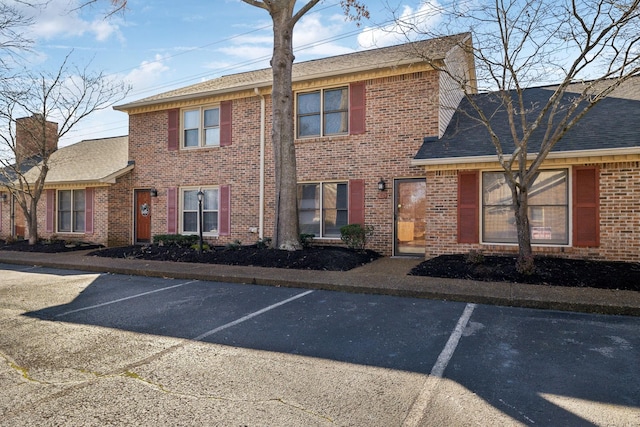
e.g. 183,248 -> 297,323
150,188 -> 158,197
0,193 -> 7,202
378,178 -> 386,191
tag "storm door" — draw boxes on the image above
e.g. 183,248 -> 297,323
394,179 -> 427,256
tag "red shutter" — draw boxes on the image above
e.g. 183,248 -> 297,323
573,166 -> 599,247
85,187 -> 94,234
46,189 -> 55,233
168,109 -> 179,151
167,187 -> 178,234
220,100 -> 233,147
348,179 -> 365,225
219,185 -> 231,236
349,81 -> 366,135
458,171 -> 479,243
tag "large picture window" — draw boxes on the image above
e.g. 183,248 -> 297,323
482,170 -> 568,245
298,182 -> 348,238
183,106 -> 220,148
181,188 -> 219,234
58,189 -> 85,233
296,87 -> 348,138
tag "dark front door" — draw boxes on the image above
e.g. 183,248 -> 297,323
135,190 -> 152,243
394,179 -> 427,256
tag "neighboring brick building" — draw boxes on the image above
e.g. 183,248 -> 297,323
113,34 -> 476,256
1,135 -> 133,246
413,82 -> 640,262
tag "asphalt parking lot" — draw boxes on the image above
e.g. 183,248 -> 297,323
1,263 -> 639,426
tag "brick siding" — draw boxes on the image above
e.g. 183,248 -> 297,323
425,163 -> 640,262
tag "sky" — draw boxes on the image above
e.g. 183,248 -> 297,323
9,0 -> 442,147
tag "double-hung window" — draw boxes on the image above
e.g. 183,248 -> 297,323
296,87 -> 349,138
183,106 -> 220,148
58,189 -> 85,233
298,182 -> 348,238
181,188 -> 219,234
482,169 -> 568,245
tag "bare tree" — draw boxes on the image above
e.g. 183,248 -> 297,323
0,53 -> 130,244
240,0 -> 368,250
0,2 -> 35,80
398,0 -> 640,273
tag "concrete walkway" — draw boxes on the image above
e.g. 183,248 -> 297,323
0,249 -> 638,316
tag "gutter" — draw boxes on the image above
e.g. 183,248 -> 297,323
411,146 -> 640,167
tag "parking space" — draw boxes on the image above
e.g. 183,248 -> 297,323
25,267 -> 469,373
2,263 -> 640,426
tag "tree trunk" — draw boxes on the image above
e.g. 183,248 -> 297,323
26,197 -> 39,245
512,185 -> 534,274
269,8 -> 301,251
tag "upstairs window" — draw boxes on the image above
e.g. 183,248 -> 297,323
297,87 -> 349,138
183,106 -> 220,148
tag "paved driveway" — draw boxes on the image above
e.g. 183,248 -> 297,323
1,263 -> 639,426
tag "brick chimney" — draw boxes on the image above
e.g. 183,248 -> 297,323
15,115 -> 59,164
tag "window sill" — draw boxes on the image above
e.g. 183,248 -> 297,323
180,145 -> 222,152
295,134 -> 350,144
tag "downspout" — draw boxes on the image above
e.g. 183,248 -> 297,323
10,194 -> 15,238
255,87 -> 266,239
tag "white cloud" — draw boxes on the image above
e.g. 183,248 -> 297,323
14,0 -> 123,42
357,2 -> 443,49
292,14 -> 354,58
124,54 -> 171,93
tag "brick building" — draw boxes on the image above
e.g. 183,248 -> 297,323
413,82 -> 640,262
112,33 -> 476,256
1,136 -> 133,246
6,32 -> 637,262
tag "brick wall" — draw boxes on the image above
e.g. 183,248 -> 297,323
425,162 -> 640,262
0,193 -> 9,238
125,70 -> 443,255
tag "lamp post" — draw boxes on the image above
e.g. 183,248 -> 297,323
197,189 -> 204,255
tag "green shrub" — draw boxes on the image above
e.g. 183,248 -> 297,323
300,233 -> 315,249
225,239 -> 242,250
340,224 -> 373,252
190,243 -> 210,252
153,234 -> 198,247
256,237 -> 272,249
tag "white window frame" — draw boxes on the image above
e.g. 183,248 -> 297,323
295,86 -> 349,139
180,187 -> 220,236
181,105 -> 220,149
480,169 -> 570,246
298,181 -> 349,238
57,189 -> 85,233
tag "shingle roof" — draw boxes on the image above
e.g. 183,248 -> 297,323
0,155 -> 42,185
115,33 -> 471,110
22,136 -> 132,185
414,78 -> 640,163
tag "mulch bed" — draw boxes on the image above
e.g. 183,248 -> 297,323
410,254 -> 640,292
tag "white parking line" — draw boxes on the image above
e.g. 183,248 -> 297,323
403,302 -> 477,426
55,280 -> 199,317
192,289 -> 315,341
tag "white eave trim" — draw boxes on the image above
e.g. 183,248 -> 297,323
411,146 -> 640,166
